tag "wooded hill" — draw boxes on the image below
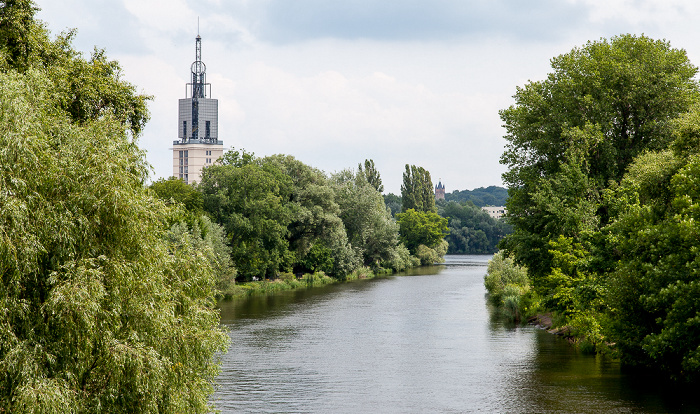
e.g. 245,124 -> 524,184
444,185 -> 508,207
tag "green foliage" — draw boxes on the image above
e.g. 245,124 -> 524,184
220,147 -> 256,167
331,169 -> 401,270
401,164 -> 436,213
484,252 -> 529,304
199,152 -> 293,280
605,149 -> 700,381
150,176 -> 204,213
383,192 -> 402,217
498,33 -> 700,381
298,242 -> 334,274
438,200 -> 511,254
199,151 -> 425,281
0,68 -> 227,412
484,252 -> 537,322
358,159 -> 384,193
444,186 -> 508,207
395,209 -> 448,254
0,2 -> 150,137
262,154 -> 359,277
414,240 -> 449,266
500,34 -> 699,282
166,216 -> 236,294
382,243 -> 418,271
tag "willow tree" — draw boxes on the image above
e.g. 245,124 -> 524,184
0,3 -> 227,412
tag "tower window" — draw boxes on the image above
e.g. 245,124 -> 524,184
182,121 -> 187,138
205,121 -> 211,139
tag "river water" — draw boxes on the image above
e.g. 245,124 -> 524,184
213,255 -> 699,413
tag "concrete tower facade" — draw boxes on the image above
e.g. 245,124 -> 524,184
172,34 -> 224,184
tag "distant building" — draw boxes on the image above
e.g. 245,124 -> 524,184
482,206 -> 506,220
435,180 -> 445,200
172,34 -> 224,185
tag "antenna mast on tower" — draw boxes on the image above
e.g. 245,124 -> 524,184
188,23 -> 209,141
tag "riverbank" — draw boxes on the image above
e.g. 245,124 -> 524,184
219,267 -> 382,300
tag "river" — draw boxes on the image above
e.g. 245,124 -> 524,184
213,255 -> 699,413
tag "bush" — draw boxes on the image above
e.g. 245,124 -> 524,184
484,252 -> 529,304
485,252 -> 538,322
414,240 -> 448,266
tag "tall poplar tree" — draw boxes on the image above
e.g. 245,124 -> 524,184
358,159 -> 384,193
401,164 -> 436,213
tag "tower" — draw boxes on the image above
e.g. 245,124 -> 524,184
172,34 -> 224,185
435,180 -> 445,200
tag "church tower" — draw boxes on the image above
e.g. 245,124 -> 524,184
435,180 -> 445,200
172,34 -> 224,184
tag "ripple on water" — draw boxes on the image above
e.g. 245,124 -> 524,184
213,255 -> 700,414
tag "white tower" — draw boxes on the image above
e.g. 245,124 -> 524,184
172,34 -> 224,184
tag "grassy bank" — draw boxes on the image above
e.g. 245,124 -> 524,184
219,267 -> 379,300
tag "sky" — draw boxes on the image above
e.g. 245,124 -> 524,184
36,0 -> 700,195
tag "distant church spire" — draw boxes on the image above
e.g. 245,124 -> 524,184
435,179 -> 445,200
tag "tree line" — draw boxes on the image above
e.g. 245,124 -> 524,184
444,186 -> 508,207
494,34 -> 700,383
152,153 -> 455,282
0,2 -> 453,410
386,181 -> 512,254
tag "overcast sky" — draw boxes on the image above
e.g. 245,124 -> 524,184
36,0 -> 700,194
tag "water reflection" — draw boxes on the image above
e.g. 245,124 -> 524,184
214,255 -> 700,413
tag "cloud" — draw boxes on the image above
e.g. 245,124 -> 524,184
36,0 -> 700,194
251,0 -> 590,43
37,0 -> 145,55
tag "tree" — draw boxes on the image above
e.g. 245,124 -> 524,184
199,151 -> 294,280
150,176 -> 203,213
0,69 -> 227,413
444,186 -> 508,207
401,164 -> 436,213
602,107 -> 700,381
149,179 -> 235,293
262,154 -> 359,277
500,34 -> 700,287
439,201 -> 511,254
383,193 -> 402,217
358,159 -> 384,193
395,209 -> 448,254
1,1 -> 150,137
331,169 -> 401,269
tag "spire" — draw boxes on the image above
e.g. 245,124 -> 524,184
191,34 -> 206,99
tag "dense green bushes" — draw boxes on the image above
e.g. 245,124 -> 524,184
484,252 -> 537,322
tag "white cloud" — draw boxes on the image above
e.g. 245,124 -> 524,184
35,0 -> 700,193
576,0 -> 696,24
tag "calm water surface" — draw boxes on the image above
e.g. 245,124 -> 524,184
213,255 -> 699,413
